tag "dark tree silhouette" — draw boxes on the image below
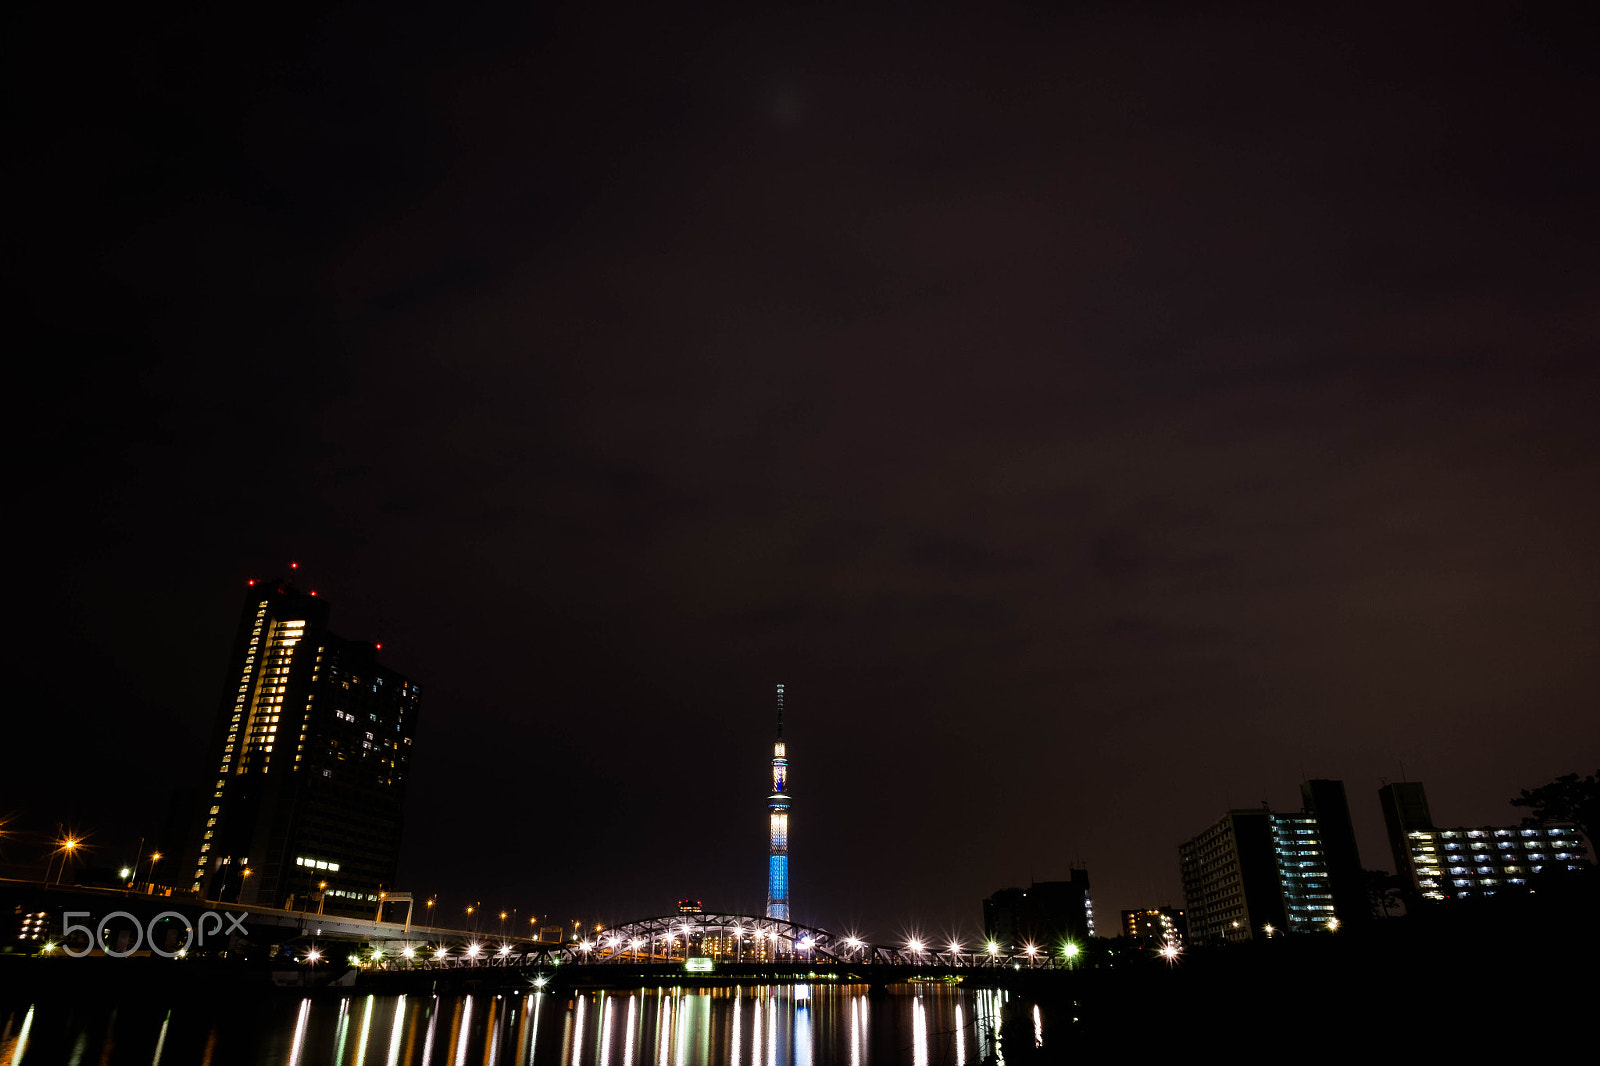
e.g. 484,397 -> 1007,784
1510,771 -> 1598,850
1364,869 -> 1406,918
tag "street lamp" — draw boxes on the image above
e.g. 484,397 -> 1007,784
51,837 -> 81,885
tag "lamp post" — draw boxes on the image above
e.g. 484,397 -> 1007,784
147,852 -> 163,893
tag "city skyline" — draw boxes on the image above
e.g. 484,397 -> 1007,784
2,568 -> 1588,939
10,3 -> 1600,939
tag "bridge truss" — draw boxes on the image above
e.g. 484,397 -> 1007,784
364,911 -> 1074,972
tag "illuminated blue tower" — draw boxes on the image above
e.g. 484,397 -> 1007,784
766,683 -> 790,921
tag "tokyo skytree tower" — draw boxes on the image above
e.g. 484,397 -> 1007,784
766,683 -> 790,921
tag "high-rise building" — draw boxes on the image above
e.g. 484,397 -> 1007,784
1300,779 -> 1369,926
1179,780 -> 1364,945
1179,809 -> 1285,944
765,683 -> 790,922
983,869 -> 1095,950
1379,781 -> 1590,903
183,576 -> 421,916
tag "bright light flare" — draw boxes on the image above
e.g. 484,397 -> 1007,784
304,949 -> 322,964
948,941 -> 963,955
403,947 -> 415,959
434,947 -> 448,959
987,941 -> 1000,955
466,943 -> 483,958
907,939 -> 925,953
1023,943 -> 1039,956
1160,944 -> 1181,963
1061,942 -> 1080,958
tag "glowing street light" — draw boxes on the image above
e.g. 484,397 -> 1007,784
50,836 -> 82,885
466,943 -> 483,959
907,939 -> 925,955
304,948 -> 322,964
987,941 -> 1000,957
948,940 -> 963,956
1160,944 -> 1181,963
434,947 -> 448,960
1061,941 -> 1080,962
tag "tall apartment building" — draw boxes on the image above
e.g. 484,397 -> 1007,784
183,577 -> 421,916
1179,780 -> 1364,944
1379,781 -> 1590,903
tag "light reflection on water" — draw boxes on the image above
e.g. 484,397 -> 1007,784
0,982 -> 1032,1065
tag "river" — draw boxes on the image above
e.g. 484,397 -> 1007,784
2,983 -> 1049,1065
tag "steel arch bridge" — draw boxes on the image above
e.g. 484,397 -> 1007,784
364,911 -> 1076,972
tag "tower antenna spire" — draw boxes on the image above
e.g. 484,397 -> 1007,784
776,682 -> 784,738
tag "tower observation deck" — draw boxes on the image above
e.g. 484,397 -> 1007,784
766,683 -> 790,922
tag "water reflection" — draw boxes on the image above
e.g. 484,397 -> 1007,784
0,981 -> 1039,1065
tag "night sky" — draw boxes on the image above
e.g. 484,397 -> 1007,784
9,3 -> 1599,941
